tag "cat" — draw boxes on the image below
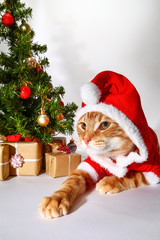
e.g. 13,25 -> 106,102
39,112 -> 149,219
39,70 -> 160,219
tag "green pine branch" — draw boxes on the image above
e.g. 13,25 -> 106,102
0,0 -> 78,144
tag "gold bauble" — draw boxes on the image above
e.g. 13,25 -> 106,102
27,57 -> 37,68
37,112 -> 49,127
20,20 -> 31,33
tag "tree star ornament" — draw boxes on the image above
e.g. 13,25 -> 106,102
2,13 -> 14,27
20,86 -> 31,99
10,154 -> 24,168
37,108 -> 49,126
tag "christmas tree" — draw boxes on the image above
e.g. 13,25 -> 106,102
0,0 -> 77,144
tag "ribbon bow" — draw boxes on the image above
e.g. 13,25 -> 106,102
10,154 -> 24,168
58,145 -> 74,154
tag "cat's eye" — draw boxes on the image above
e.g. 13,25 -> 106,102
81,122 -> 87,130
100,122 -> 109,130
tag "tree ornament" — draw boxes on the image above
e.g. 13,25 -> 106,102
27,57 -> 37,68
10,154 -> 24,168
37,108 -> 49,126
58,113 -> 64,120
37,64 -> 44,73
20,19 -> 31,33
60,100 -> 64,107
2,12 -> 14,27
20,86 -> 31,99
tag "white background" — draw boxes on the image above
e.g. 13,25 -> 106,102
0,0 -> 160,139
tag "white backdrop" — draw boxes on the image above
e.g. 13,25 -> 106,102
1,0 -> 160,138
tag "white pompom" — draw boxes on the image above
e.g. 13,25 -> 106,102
80,82 -> 101,105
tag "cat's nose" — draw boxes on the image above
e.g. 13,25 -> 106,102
83,137 -> 91,145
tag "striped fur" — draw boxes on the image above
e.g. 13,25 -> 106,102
39,112 -> 149,219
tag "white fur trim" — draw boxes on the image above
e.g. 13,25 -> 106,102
88,153 -> 128,178
80,82 -> 101,105
74,103 -> 148,167
143,172 -> 160,185
77,162 -> 99,183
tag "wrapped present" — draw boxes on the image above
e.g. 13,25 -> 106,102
52,137 -> 66,145
44,137 -> 66,153
45,152 -> 81,178
0,144 -> 10,180
5,142 -> 42,176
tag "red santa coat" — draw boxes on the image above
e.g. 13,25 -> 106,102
75,71 -> 160,184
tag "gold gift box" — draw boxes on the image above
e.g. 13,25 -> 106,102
0,144 -> 10,181
5,142 -> 42,176
45,152 -> 81,178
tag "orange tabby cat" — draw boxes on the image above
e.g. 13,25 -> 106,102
39,112 -> 149,219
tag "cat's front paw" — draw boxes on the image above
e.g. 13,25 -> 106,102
39,194 -> 70,219
96,176 -> 123,194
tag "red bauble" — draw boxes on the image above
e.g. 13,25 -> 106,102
20,86 -> 31,99
2,13 -> 14,27
37,67 -> 44,73
60,100 -> 64,107
58,113 -> 64,120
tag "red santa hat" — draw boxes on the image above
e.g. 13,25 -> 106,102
75,71 -> 160,183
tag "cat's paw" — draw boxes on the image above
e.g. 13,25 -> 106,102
96,176 -> 123,194
38,194 -> 70,219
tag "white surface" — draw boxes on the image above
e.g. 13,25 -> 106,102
0,172 -> 160,240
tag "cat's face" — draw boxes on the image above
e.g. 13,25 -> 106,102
77,112 -> 136,156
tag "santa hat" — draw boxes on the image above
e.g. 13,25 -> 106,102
74,71 -> 160,176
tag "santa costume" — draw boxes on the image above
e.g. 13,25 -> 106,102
75,71 -> 160,184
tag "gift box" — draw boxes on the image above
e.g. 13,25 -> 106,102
44,137 -> 66,153
5,142 -> 42,176
0,144 -> 10,180
45,152 -> 81,178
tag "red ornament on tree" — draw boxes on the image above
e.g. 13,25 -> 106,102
2,13 -> 14,27
20,86 -> 31,99
37,67 -> 44,73
58,113 -> 64,120
36,64 -> 44,73
60,100 -> 64,107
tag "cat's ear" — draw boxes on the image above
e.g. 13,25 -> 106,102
80,82 -> 101,105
